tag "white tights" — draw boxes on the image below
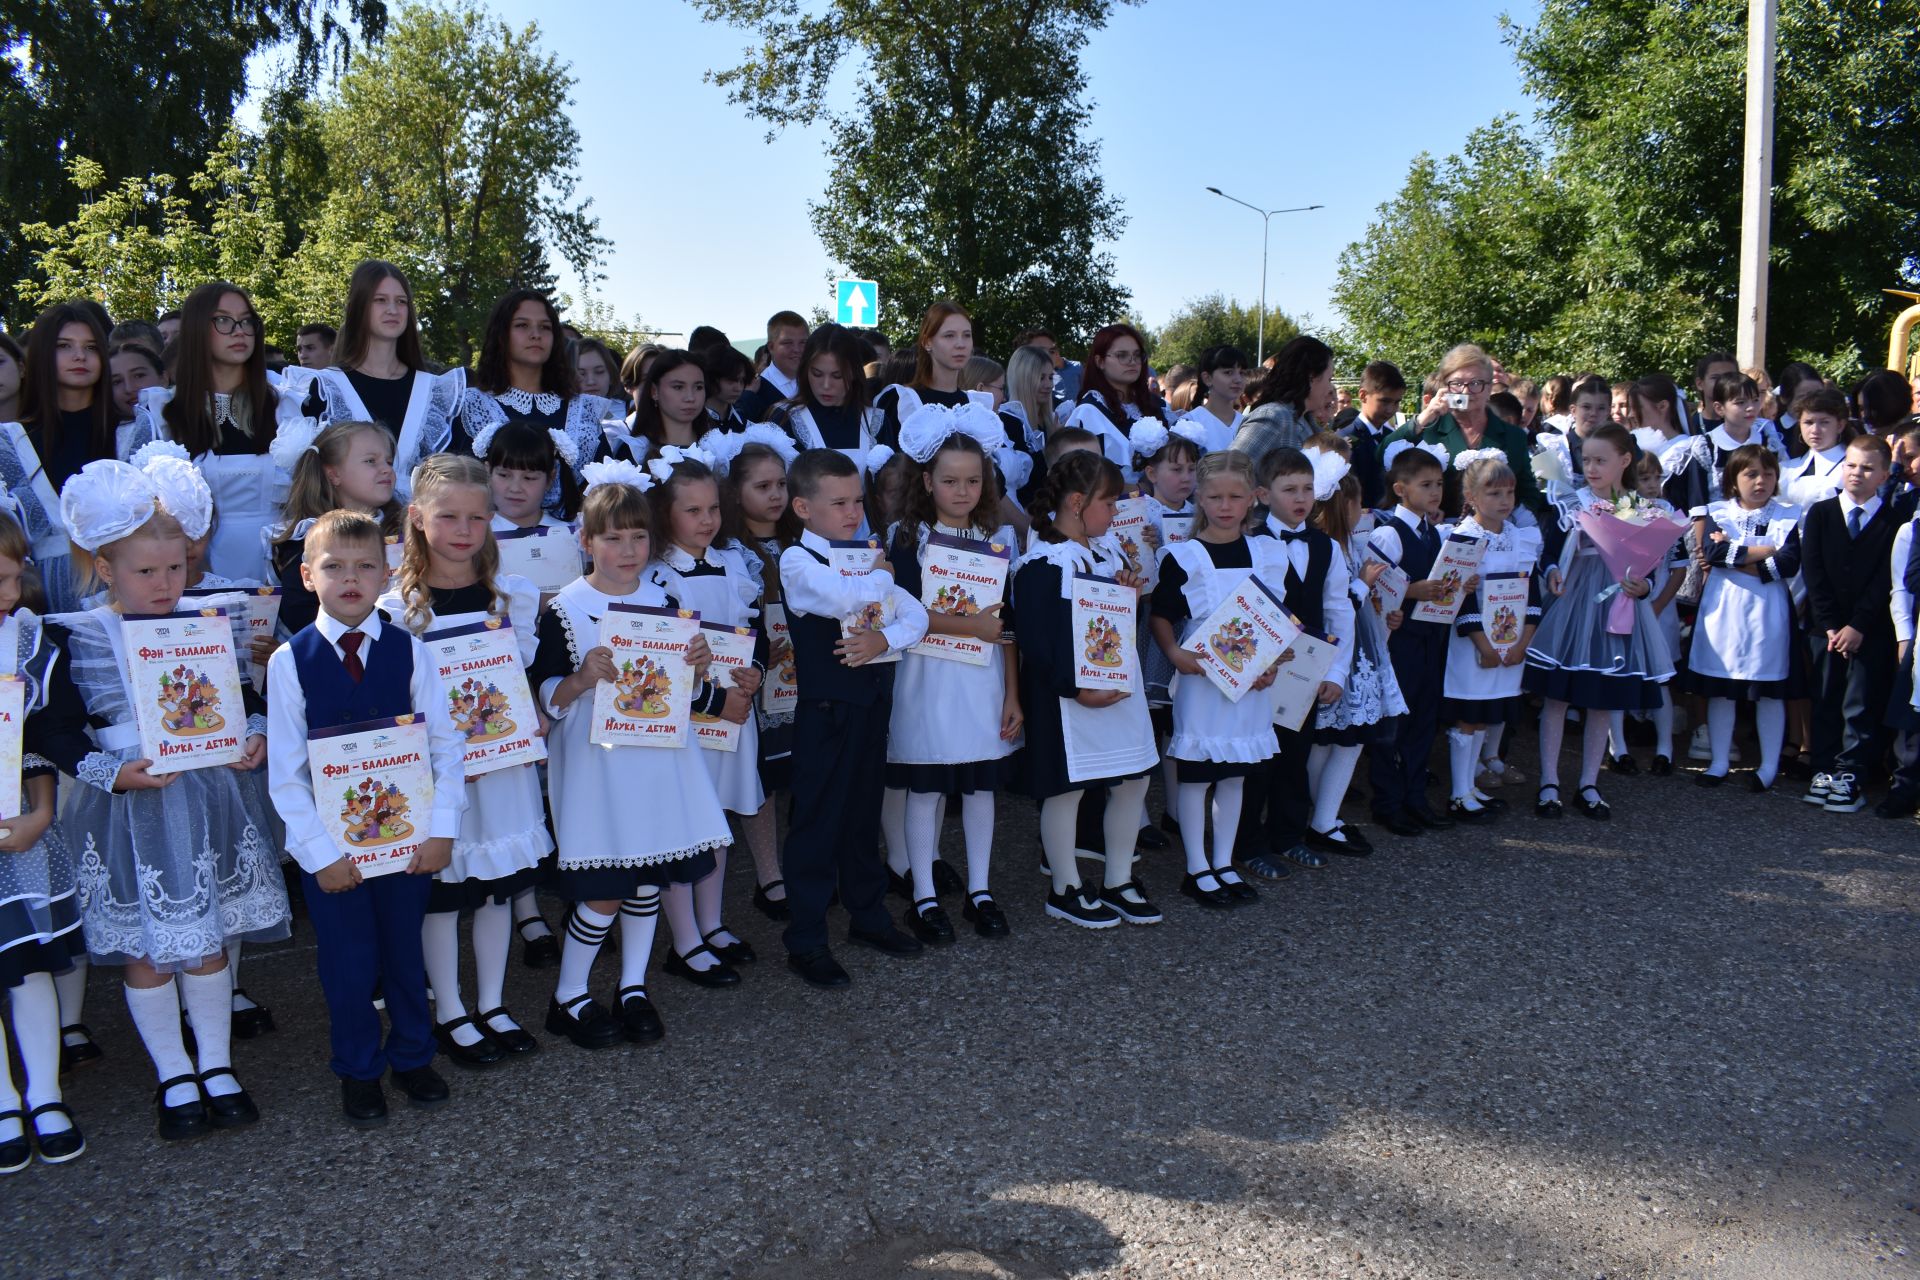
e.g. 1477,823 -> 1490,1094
1174,778 -> 1244,875
1039,776 -> 1151,896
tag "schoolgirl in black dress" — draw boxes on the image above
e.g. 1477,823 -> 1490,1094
1061,323 -> 1170,482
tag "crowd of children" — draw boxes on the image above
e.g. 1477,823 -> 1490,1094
0,279 -> 1916,1164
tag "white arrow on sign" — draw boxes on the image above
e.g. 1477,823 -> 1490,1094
845,283 -> 870,325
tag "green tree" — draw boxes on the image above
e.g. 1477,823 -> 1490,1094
1147,294 -> 1303,371
690,0 -> 1134,355
0,0 -> 384,325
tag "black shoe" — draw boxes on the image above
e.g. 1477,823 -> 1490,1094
230,990 -> 276,1040
1044,888 -> 1121,929
476,1007 -> 540,1056
517,916 -> 560,969
1648,754 -> 1675,777
1136,823 -> 1170,851
616,986 -> 664,1043
1098,878 -> 1164,924
1695,771 -> 1727,788
1179,872 -> 1235,909
58,1024 -> 103,1073
665,944 -> 742,988
339,1076 -> 387,1128
701,927 -> 756,965
1213,867 -> 1260,903
1575,784 -> 1611,820
434,1016 -> 506,1069
1875,787 -> 1918,818
1328,824 -> 1374,854
1447,799 -> 1494,824
1607,752 -> 1639,776
908,898 -> 956,945
154,1075 -> 210,1141
1376,811 -> 1425,838
0,1112 -> 30,1173
787,947 -> 851,988
1743,772 -> 1772,794
1280,844 -> 1330,869
391,1064 -> 450,1108
27,1102 -> 85,1164
962,892 -> 1010,938
1535,785 -> 1563,819
196,1069 -> 260,1129
930,858 -> 965,896
544,994 -> 624,1050
1407,806 -> 1454,831
887,868 -> 913,900
847,922 -> 924,956
752,879 -> 793,922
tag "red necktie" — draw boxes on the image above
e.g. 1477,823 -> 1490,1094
339,630 -> 365,683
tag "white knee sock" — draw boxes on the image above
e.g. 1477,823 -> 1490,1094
1448,728 -> 1481,803
1305,742 -> 1333,800
960,791 -> 995,896
1209,777 -> 1245,871
10,972 -> 67,1128
1755,698 -> 1786,786
471,900 -> 514,1021
1103,775 -> 1151,889
1538,701 -> 1568,789
1040,793 -> 1082,895
512,887 -> 552,939
1577,712 -> 1612,788
881,786 -> 908,878
1707,698 -> 1736,776
555,904 -> 615,1005
421,910 -> 480,1044
126,980 -> 199,1106
1607,710 -> 1628,759
54,958 -> 88,1042
179,968 -> 239,1095
618,892 -> 659,993
693,844 -> 732,941
662,883 -> 714,968
904,789 -> 942,906
1310,743 -> 1363,834
1653,690 -> 1675,759
1481,722 -> 1506,764
1175,781 -> 1212,875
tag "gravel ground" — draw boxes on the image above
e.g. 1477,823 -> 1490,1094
5,748 -> 1918,1280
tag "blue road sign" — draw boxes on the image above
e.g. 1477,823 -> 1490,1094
835,279 -> 879,328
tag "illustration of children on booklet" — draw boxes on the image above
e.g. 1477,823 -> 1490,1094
340,778 -> 415,847
1084,616 -> 1125,668
1207,617 -> 1259,672
930,584 -> 980,617
612,656 -> 673,718
156,666 -> 225,736
448,678 -> 516,743
1489,604 -> 1520,647
1432,569 -> 1466,612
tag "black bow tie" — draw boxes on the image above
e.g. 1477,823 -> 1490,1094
1276,529 -> 1308,543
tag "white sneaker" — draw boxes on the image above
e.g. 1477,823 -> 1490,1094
1688,725 -> 1712,761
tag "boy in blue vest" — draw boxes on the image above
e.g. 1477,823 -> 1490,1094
776,449 -> 930,989
266,510 -> 468,1127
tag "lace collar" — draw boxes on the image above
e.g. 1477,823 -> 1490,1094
659,543 -> 720,573
497,387 -> 562,416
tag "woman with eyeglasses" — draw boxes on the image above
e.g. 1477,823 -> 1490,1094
1384,343 -> 1547,521
1062,323 -> 1169,481
126,281 -> 301,581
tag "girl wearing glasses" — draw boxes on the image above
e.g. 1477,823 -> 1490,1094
1063,323 -> 1169,482
126,282 -> 305,582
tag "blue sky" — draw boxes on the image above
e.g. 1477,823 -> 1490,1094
477,0 -> 1542,346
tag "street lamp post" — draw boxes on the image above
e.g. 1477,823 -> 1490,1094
1205,188 -> 1323,365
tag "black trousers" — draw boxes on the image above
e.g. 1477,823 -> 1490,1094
782,695 -> 893,954
1809,637 -> 1892,776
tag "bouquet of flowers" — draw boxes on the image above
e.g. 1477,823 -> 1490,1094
1575,491 -> 1686,635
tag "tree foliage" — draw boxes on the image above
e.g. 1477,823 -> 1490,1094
691,0 -> 1133,354
1336,0 -> 1920,382
1145,293 -> 1303,371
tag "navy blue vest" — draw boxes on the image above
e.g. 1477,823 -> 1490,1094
1275,529 -> 1333,635
289,620 -> 415,727
1383,514 -> 1448,632
783,546 -> 892,707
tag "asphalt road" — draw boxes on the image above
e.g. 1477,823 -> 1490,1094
5,752 -> 1917,1279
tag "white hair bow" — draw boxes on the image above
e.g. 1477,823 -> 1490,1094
60,461 -> 159,552
1170,419 -> 1210,449
864,444 -> 896,475
268,416 -> 326,472
646,443 -> 717,484
1127,419 -> 1171,463
1452,447 -> 1509,471
1383,439 -> 1450,470
142,455 -> 215,541
897,402 -> 1004,464
128,439 -> 191,470
1301,445 -> 1352,502
579,458 -> 655,495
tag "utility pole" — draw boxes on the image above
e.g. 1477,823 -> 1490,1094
1735,0 -> 1776,368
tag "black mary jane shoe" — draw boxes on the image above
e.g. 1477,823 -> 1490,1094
1648,754 -> 1674,777
702,927 -> 757,966
154,1075 -> 211,1142
930,858 -> 965,897
1377,812 -> 1425,838
1135,823 -> 1170,852
434,1015 -> 506,1069
0,1112 -> 32,1174
391,1064 -> 450,1109
788,947 -> 851,989
1575,784 -> 1612,821
476,1007 -> 540,1056
517,916 -> 560,969
230,990 -> 276,1040
1535,785 -> 1563,819
908,898 -> 956,945
1694,771 -> 1727,789
1213,867 -> 1260,904
58,1024 -> 103,1073
339,1076 -> 387,1128
962,892 -> 1010,938
665,944 -> 742,989
28,1102 -> 85,1164
752,879 -> 792,922
1606,752 -> 1640,776
1179,872 -> 1235,910
197,1068 -> 260,1129
544,994 -> 624,1050
616,986 -> 664,1043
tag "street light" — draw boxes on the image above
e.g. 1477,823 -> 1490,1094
1205,187 -> 1323,365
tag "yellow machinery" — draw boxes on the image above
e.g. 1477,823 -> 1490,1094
1889,289 -> 1920,376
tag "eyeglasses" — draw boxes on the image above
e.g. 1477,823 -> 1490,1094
1109,350 -> 1144,364
1445,378 -> 1490,392
211,315 -> 260,336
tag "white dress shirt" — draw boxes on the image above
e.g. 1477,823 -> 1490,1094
777,528 -> 930,654
1264,514 -> 1355,690
266,608 -> 468,875
1892,519 -> 1915,646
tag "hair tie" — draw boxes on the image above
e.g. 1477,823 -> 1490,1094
268,416 -> 326,471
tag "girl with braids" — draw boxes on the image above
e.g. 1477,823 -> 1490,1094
376,454 -> 550,1067
1012,449 -> 1160,929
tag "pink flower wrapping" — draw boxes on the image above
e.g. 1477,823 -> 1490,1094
1575,508 -> 1687,635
